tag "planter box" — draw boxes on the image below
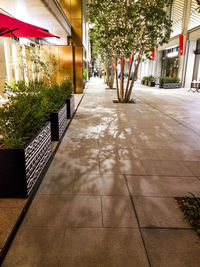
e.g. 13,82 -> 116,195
50,104 -> 67,141
148,81 -> 155,87
145,81 -> 148,86
162,83 -> 181,89
141,80 -> 145,85
66,95 -> 75,119
0,123 -> 52,198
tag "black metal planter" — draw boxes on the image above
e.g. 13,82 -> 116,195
148,81 -> 155,87
50,104 -> 67,141
162,83 -> 181,89
0,123 -> 52,198
66,95 -> 75,119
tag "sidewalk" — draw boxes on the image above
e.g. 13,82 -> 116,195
2,78 -> 200,266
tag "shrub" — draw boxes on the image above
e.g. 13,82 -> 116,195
142,76 -> 148,82
147,75 -> 155,82
83,69 -> 88,82
0,78 -> 73,148
0,93 -> 47,149
159,77 -> 180,84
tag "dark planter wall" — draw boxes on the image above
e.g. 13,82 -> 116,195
148,81 -> 155,87
66,95 -> 75,119
50,104 -> 67,141
0,123 -> 52,198
162,83 -> 181,89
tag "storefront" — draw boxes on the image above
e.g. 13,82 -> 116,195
161,46 -> 179,78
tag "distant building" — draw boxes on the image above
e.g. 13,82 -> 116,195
138,0 -> 200,88
0,0 -> 91,101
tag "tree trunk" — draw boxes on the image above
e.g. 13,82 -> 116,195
104,64 -> 106,83
125,54 -> 134,100
109,60 -> 114,89
115,55 -> 120,101
106,62 -> 109,86
126,56 -> 141,102
120,57 -> 124,101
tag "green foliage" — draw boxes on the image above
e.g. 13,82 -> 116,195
147,76 -> 155,82
83,69 -> 88,82
176,193 -> 200,238
88,0 -> 173,102
142,76 -> 148,82
160,77 -> 180,84
16,47 -> 59,85
0,78 -> 72,149
44,79 -> 72,114
142,76 -> 154,82
0,93 -> 47,149
196,0 -> 200,13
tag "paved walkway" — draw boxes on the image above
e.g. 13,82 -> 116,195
2,78 -> 200,266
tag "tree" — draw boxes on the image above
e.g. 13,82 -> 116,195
88,0 -> 172,103
196,0 -> 200,13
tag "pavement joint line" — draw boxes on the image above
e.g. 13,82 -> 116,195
131,195 -> 199,198
124,174 -> 196,177
123,174 -> 152,267
100,196 -> 104,227
139,227 -> 193,230
37,193 -> 131,197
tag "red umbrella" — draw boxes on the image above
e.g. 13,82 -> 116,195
0,13 -> 58,38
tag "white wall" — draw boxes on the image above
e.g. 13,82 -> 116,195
184,40 -> 196,88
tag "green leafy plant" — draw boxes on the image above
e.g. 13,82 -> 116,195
0,93 -> 47,149
176,193 -> 200,238
83,69 -> 88,82
160,77 -> 180,84
147,75 -> 155,82
0,78 -> 73,148
44,79 -> 72,114
142,76 -> 148,82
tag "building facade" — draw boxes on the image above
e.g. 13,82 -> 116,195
138,0 -> 200,88
0,0 -> 91,103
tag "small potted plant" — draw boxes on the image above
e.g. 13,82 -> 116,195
147,75 -> 155,87
141,77 -> 146,85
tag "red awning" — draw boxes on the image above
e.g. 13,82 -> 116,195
0,13 -> 58,38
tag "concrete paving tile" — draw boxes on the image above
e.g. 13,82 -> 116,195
98,149 -> 119,159
22,195 -> 102,228
134,197 -> 191,228
142,229 -> 200,267
2,226 -> 64,267
118,148 -> 159,160
183,161 -> 200,176
142,160 -> 193,176
100,158 -> 147,175
102,196 -> 138,227
73,174 -> 128,195
59,228 -> 149,267
38,171 -> 74,195
56,146 -> 99,159
126,175 -> 200,197
66,196 -> 102,227
0,208 -> 22,248
48,157 -> 100,175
